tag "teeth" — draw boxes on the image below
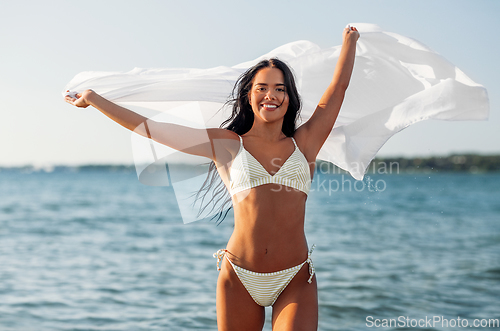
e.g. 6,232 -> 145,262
262,104 -> 277,109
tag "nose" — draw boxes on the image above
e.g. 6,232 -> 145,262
264,89 -> 276,100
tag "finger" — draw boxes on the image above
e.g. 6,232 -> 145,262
64,90 -> 79,99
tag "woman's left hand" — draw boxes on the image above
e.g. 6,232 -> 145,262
343,25 -> 360,44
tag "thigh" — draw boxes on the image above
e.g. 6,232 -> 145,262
216,258 -> 265,331
271,264 -> 318,331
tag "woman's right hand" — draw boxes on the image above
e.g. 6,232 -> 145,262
64,89 -> 95,108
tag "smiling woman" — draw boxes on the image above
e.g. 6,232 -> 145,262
63,23 -> 488,330
64,26 -> 359,330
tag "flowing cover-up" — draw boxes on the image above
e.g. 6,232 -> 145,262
64,23 -> 489,223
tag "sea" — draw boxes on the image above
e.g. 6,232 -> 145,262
0,168 -> 499,330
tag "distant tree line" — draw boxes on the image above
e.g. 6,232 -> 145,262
3,154 -> 500,174
374,154 -> 500,173
315,154 -> 500,175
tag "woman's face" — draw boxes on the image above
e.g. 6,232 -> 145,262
248,67 -> 289,124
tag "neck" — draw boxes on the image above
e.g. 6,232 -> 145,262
247,119 -> 286,142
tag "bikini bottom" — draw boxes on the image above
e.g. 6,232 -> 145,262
213,245 -> 315,307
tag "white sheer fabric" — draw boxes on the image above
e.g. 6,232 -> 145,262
64,23 -> 489,223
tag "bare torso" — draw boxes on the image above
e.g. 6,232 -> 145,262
227,186 -> 309,272
215,132 -> 313,273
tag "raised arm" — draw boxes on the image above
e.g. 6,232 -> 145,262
295,26 -> 359,161
65,89 -> 236,161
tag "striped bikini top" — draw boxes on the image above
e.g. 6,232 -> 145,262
229,135 -> 311,196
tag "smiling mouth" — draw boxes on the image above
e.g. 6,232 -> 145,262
261,104 -> 278,110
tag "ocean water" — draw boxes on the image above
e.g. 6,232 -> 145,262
0,169 -> 499,330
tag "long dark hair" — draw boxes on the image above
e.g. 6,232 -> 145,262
195,58 -> 302,224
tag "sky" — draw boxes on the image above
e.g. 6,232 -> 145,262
1,0 -> 499,167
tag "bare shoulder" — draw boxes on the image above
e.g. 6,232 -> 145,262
207,128 -> 239,140
207,128 -> 241,157
292,125 -> 317,162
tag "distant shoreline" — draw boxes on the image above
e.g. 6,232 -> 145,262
2,154 -> 500,175
316,154 -> 500,175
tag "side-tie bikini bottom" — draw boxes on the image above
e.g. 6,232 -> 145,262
213,245 -> 315,307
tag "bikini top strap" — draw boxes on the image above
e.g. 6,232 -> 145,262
291,137 -> 298,148
238,135 -> 243,145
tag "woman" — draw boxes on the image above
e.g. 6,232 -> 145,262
66,26 -> 359,330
